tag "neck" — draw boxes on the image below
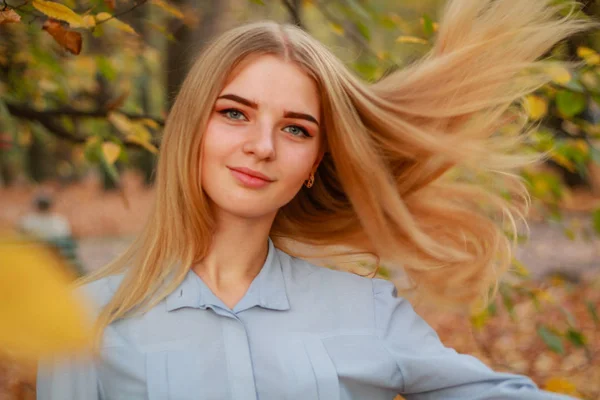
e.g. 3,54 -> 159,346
192,210 -> 276,290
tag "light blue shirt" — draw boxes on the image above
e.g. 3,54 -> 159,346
37,238 -> 575,400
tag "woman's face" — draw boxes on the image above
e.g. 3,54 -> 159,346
201,55 -> 323,220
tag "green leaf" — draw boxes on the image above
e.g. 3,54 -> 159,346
356,21 -> 371,41
563,227 -> 576,240
560,306 -> 577,328
378,15 -> 397,30
487,301 -> 497,316
511,258 -> 530,278
97,56 -> 117,81
537,325 -> 565,354
376,265 -> 390,279
527,290 -> 542,311
352,61 -> 379,81
92,23 -> 104,37
0,100 -> 16,134
421,14 -> 435,37
592,209 -> 600,235
565,328 -> 586,348
586,300 -> 599,326
249,0 -> 264,4
555,90 -> 586,117
83,136 -> 101,163
499,283 -> 516,320
347,0 -> 371,20
99,150 -> 120,184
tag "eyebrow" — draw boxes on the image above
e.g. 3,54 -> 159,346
216,93 -> 320,126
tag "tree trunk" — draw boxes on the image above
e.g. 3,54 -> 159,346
166,0 -> 225,110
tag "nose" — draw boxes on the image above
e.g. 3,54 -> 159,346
242,120 -> 276,160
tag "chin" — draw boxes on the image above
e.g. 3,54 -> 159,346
211,194 -> 281,219
221,206 -> 279,220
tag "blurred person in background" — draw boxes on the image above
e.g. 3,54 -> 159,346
36,0 -> 596,399
18,193 -> 84,277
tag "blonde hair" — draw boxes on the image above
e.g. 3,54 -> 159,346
81,0 -> 593,334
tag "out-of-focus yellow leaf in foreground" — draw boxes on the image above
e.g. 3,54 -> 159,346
0,232 -> 93,361
543,377 -> 581,398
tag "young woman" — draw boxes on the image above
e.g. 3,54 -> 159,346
38,0 -> 593,399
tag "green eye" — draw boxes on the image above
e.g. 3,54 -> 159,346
283,125 -> 309,137
227,110 -> 244,120
219,109 -> 247,121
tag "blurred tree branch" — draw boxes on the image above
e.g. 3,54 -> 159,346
313,0 -> 380,60
281,0 -> 303,29
5,102 -> 163,148
96,0 -> 149,26
5,103 -> 164,125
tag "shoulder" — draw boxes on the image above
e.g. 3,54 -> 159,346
75,274 -> 124,314
275,247 -> 382,300
279,248 -> 365,282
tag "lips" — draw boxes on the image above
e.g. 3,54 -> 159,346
228,167 -> 273,182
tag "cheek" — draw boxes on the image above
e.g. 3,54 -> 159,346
280,147 -> 319,184
201,121 -> 234,164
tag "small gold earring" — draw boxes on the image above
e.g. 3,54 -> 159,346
305,173 -> 314,188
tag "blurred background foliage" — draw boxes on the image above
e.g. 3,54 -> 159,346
1,0 -> 600,398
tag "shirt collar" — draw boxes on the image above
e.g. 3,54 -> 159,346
165,238 -> 290,313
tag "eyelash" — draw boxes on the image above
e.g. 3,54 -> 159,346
218,108 -> 312,138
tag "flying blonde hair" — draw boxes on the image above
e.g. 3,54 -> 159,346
81,0 -> 594,335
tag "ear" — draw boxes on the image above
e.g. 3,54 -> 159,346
312,148 -> 325,173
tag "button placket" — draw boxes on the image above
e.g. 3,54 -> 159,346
222,316 -> 258,400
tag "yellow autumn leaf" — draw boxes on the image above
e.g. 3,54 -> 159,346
551,152 -> 576,173
96,12 -> 138,35
329,22 -> 344,36
32,0 -> 85,28
101,142 -> 121,165
109,112 -> 158,153
108,111 -> 134,135
549,273 -> 566,287
151,0 -> 184,19
543,377 -> 580,397
580,70 -> 599,88
140,118 -> 160,129
523,95 -> 548,121
395,36 -> 429,45
532,178 -> 551,198
470,308 -> 489,331
577,46 -> 600,66
82,14 -> 96,28
85,135 -> 100,148
126,124 -> 158,154
572,139 -> 589,156
376,51 -> 389,61
511,258 -> 530,278
545,65 -> 571,85
531,288 -> 555,304
18,127 -> 31,147
0,234 -> 93,360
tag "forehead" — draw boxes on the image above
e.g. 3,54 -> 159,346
220,55 -> 320,116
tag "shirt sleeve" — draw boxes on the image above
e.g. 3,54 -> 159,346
372,278 -> 577,400
36,353 -> 101,400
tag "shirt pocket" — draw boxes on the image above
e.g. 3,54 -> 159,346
275,335 -> 341,400
145,349 -> 230,400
